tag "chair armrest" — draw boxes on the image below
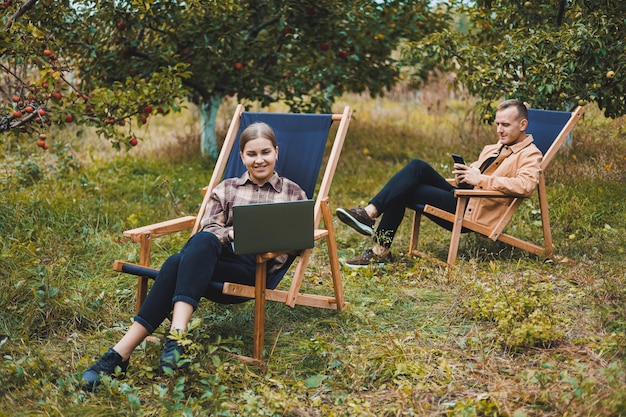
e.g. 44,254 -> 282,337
453,189 -> 519,198
123,216 -> 197,242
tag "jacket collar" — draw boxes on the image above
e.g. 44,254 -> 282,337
506,134 -> 535,154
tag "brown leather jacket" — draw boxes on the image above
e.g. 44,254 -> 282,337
464,134 -> 542,229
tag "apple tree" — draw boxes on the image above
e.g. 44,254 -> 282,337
1,0 -> 190,151
406,0 -> 626,119
2,0 -> 453,158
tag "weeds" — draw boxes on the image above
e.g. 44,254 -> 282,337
1,92 -> 625,416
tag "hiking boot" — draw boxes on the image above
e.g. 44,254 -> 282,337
159,336 -> 189,373
81,348 -> 128,391
344,249 -> 394,269
336,207 -> 375,236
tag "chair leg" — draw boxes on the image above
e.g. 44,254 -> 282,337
285,249 -> 312,308
409,210 -> 422,255
136,233 -> 152,314
321,198 -> 345,310
253,257 -> 267,362
537,178 -> 554,258
447,197 -> 468,265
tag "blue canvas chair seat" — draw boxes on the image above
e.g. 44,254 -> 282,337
114,104 -> 352,363
409,106 -> 585,265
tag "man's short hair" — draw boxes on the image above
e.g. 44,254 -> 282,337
497,99 -> 528,121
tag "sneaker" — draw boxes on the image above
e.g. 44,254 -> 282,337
159,336 -> 189,372
336,207 -> 375,236
344,249 -> 394,268
81,348 -> 129,391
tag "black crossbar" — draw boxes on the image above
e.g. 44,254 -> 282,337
120,263 -> 158,279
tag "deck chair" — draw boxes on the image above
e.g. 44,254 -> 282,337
408,106 -> 585,265
113,104 -> 352,363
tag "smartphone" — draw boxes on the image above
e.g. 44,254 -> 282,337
452,153 -> 466,165
452,154 -> 473,189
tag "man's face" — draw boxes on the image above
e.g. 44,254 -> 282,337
494,107 -> 528,146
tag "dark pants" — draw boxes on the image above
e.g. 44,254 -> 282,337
369,159 -> 458,248
134,232 -> 290,333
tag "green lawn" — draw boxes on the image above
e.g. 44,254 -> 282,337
1,94 -> 624,416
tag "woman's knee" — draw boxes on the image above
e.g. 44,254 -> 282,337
183,231 -> 222,255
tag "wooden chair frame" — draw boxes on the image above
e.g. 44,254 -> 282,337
113,104 -> 352,364
409,106 -> 585,265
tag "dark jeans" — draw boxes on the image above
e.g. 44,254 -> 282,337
134,232 -> 290,333
369,159 -> 457,248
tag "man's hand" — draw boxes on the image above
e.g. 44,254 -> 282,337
453,164 -> 481,186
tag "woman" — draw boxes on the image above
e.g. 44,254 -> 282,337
82,122 -> 306,390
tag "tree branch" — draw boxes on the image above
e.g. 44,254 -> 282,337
4,0 -> 39,31
244,15 -> 280,42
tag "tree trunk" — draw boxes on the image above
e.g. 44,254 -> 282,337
199,94 -> 223,159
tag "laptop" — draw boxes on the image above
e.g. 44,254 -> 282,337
232,199 -> 314,254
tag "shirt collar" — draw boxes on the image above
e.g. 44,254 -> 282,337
236,171 -> 283,192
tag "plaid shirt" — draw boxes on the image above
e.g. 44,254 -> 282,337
200,171 -> 307,270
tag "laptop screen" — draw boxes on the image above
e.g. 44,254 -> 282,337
232,200 -> 314,254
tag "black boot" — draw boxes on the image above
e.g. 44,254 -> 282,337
159,334 -> 189,373
81,348 -> 128,391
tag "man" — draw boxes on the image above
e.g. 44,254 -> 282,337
336,99 -> 542,268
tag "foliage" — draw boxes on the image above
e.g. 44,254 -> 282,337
1,0 -> 191,150
408,0 -> 626,119
1,92 -> 625,415
460,269 -> 576,349
1,0 -> 451,157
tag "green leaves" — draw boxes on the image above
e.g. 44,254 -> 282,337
410,0 -> 626,119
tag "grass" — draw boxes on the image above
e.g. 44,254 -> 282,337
1,89 -> 625,416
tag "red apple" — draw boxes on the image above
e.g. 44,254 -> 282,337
65,114 -> 74,123
12,110 -> 23,118
117,22 -> 127,31
12,95 -> 20,102
52,91 -> 62,100
24,105 -> 34,113
43,49 -> 52,57
320,42 -> 330,51
338,50 -> 348,58
234,62 -> 244,70
37,108 -> 46,116
129,137 -> 138,146
37,140 -> 46,148
39,133 -> 47,140
143,105 -> 153,114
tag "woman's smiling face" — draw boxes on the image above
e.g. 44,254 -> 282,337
240,137 -> 278,185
